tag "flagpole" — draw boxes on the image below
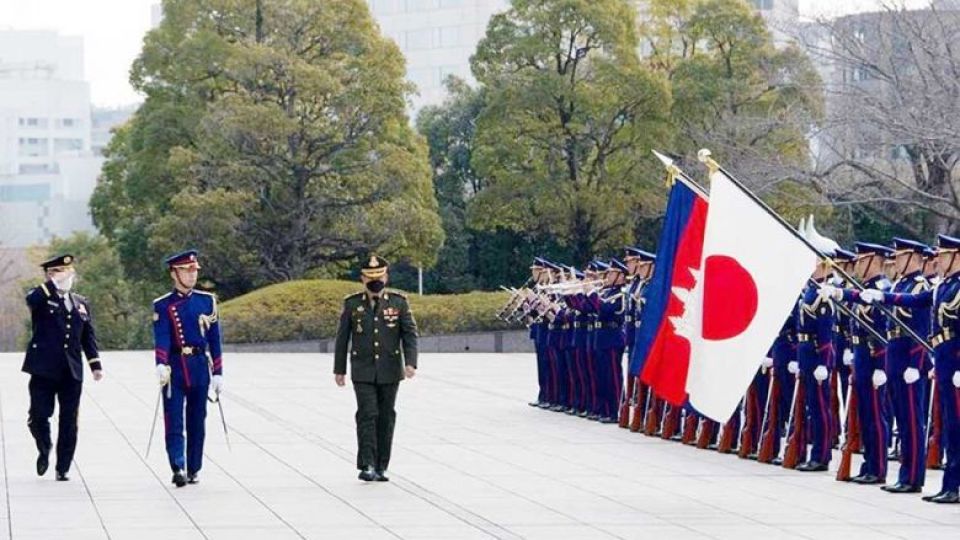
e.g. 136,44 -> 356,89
696,149 -> 933,355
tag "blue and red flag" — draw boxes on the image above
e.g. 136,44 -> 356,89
628,180 -> 708,405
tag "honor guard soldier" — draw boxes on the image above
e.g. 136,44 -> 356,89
879,238 -> 932,493
821,242 -> 893,484
846,234 -> 960,503
23,254 -> 102,481
153,250 -> 224,487
334,255 -> 419,482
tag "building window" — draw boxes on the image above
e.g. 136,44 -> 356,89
18,138 -> 49,157
440,0 -> 466,7
54,138 -> 84,153
440,26 -> 462,48
753,0 -> 774,10
0,184 -> 51,202
18,117 -> 48,128
18,163 -> 58,175
56,118 -> 81,128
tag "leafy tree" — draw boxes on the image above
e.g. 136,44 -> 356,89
467,0 -> 674,266
92,0 -> 443,296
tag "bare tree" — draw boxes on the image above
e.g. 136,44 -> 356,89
800,1 -> 960,237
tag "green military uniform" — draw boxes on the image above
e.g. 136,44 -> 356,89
334,256 -> 418,480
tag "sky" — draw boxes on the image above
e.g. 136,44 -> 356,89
0,0 -> 936,107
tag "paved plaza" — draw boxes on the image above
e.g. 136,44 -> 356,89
0,352 -> 956,539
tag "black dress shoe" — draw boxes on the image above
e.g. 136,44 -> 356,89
564,408 -> 577,415
747,453 -> 759,460
851,474 -> 882,485
537,402 -> 551,409
187,473 -> 200,484
55,471 -> 69,481
528,401 -> 541,407
375,470 -> 389,482
881,483 -> 920,493
771,457 -> 784,466
796,461 -> 829,472
922,491 -> 946,502
577,410 -> 589,417
358,466 -> 377,482
172,470 -> 187,487
36,448 -> 50,477
599,417 -> 617,424
587,413 -> 600,421
930,491 -> 960,504
549,404 -> 565,412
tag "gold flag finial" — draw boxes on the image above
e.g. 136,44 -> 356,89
664,163 -> 681,187
697,148 -> 720,176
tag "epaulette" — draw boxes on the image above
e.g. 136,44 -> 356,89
386,290 -> 408,300
39,283 -> 51,297
914,274 -> 926,282
344,291 -> 365,301
153,292 -> 173,304
193,290 -> 216,297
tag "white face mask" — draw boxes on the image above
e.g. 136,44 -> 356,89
55,273 -> 75,293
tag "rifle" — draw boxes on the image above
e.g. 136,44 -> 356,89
782,375 -> 806,469
926,381 -> 942,469
630,381 -> 647,432
738,379 -> 760,459
696,418 -> 716,449
836,380 -> 858,481
644,395 -> 662,436
682,411 -> 699,445
661,404 -> 682,440
717,414 -> 737,454
618,375 -> 635,429
756,371 -> 780,463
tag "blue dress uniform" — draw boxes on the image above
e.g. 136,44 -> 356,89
23,255 -> 101,480
570,291 -> 594,417
831,248 -> 858,408
878,234 -> 960,503
623,248 -> 655,428
587,260 -> 628,423
881,238 -> 932,493
153,251 -> 223,483
838,243 -> 893,484
796,280 -> 837,471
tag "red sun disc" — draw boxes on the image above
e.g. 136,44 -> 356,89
702,255 -> 758,340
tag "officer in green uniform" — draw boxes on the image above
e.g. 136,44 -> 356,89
334,255 -> 419,482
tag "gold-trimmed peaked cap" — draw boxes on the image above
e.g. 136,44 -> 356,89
165,249 -> 202,270
40,254 -> 74,271
361,254 -> 389,279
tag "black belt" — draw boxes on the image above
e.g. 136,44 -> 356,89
596,322 -> 621,330
176,345 -> 204,356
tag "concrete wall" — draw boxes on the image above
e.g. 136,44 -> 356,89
223,330 -> 534,354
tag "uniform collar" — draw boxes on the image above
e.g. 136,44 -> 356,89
174,288 -> 194,298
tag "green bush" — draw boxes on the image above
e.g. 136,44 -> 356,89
220,279 -> 516,343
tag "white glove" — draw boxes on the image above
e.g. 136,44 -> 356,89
842,348 -> 854,366
903,367 -> 920,384
872,369 -> 887,388
761,356 -> 774,369
212,375 -> 224,394
818,284 -> 839,302
155,364 -> 171,386
859,289 -> 884,304
828,275 -> 844,286
813,365 -> 829,382
953,371 -> 960,389
788,361 -> 799,375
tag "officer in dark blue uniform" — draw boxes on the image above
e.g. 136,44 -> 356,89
153,250 -> 224,487
23,254 -> 102,481
823,242 -> 893,484
878,238 -> 932,493
857,234 -> 960,503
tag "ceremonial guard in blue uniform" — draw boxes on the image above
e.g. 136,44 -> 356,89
852,234 -> 960,503
795,260 -> 837,472
527,259 -> 551,408
622,249 -> 655,429
334,256 -> 419,482
824,242 -> 893,484
586,260 -> 627,423
153,250 -> 224,487
877,238 -> 932,493
23,254 -> 102,481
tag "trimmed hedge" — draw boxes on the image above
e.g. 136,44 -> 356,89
220,279 -> 517,343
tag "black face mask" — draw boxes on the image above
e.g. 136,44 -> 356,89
366,280 -> 385,293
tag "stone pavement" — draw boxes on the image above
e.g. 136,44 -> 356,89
0,352 -> 956,540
